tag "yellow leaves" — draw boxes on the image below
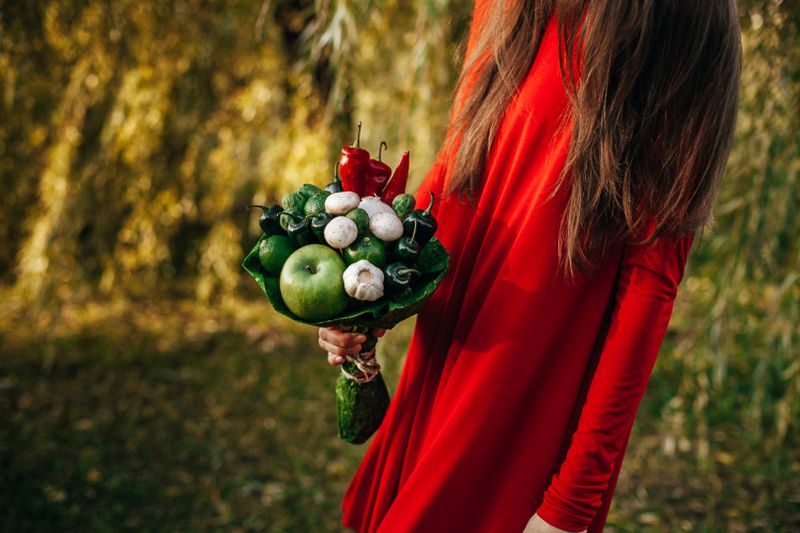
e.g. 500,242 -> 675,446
44,484 -> 67,503
101,64 -> 172,166
714,451 -> 735,466
85,467 -> 102,483
196,221 -> 242,303
234,81 -> 275,123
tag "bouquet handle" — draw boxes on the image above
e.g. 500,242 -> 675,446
335,326 -> 391,444
340,326 -> 380,383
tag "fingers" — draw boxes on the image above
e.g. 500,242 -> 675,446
319,327 -> 367,367
327,352 -> 345,366
318,336 -> 362,357
319,326 -> 387,367
319,327 -> 367,349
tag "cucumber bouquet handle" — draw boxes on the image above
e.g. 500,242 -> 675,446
243,123 -> 448,444
335,327 -> 390,444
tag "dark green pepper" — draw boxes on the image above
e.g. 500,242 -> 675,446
391,218 -> 421,263
391,193 -> 416,220
279,208 -> 303,232
391,235 -> 421,264
402,191 -> 438,246
249,204 -> 286,236
383,262 -> 420,295
325,162 -> 344,193
286,214 -> 314,247
308,212 -> 333,243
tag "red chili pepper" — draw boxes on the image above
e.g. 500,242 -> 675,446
339,121 -> 370,195
363,141 -> 391,197
379,150 -> 409,203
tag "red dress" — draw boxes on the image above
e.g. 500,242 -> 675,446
342,5 -> 694,532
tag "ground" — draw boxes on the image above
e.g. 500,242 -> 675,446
1,294 -> 797,531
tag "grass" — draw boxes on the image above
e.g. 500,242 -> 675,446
1,293 -> 798,532
0,296 -> 371,532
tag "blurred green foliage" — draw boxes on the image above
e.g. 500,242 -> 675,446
1,0 -> 798,530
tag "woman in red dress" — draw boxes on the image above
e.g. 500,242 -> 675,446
318,1 -> 741,531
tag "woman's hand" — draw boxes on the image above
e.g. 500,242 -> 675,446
523,513 -> 585,533
318,326 -> 387,366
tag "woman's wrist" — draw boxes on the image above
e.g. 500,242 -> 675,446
523,513 -> 587,533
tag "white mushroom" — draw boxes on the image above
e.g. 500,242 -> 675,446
358,196 -> 395,219
324,216 -> 359,249
325,191 -> 361,215
369,212 -> 404,242
342,260 -> 384,301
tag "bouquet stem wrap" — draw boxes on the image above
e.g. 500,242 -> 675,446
336,328 -> 391,444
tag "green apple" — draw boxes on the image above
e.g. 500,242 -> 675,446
279,244 -> 349,321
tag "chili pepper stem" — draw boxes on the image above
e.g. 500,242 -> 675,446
378,141 -> 388,162
248,204 -> 268,210
424,191 -> 435,215
410,219 -> 418,242
398,268 -> 420,277
354,121 -> 363,148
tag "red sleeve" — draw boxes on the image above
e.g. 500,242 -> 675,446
536,232 -> 695,531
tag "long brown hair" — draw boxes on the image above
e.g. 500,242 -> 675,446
444,0 -> 742,276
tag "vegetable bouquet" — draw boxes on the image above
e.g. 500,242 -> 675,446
243,122 -> 449,444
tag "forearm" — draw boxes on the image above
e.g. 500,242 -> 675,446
535,233 -> 693,530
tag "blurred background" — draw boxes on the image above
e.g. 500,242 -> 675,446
0,0 -> 797,531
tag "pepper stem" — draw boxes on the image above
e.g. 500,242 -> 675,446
410,219 -> 418,242
378,141 -> 388,162
248,204 -> 268,210
353,121 -> 363,148
424,191 -> 435,215
397,267 -> 420,278
334,161 -> 340,180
